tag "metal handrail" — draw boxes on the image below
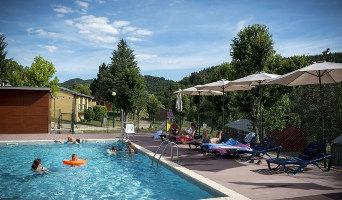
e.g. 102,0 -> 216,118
152,140 -> 179,165
152,140 -> 169,161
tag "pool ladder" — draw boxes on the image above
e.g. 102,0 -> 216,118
152,140 -> 179,165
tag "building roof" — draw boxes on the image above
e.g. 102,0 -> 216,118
0,86 -> 51,91
58,87 -> 95,99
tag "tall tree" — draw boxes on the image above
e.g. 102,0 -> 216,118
26,56 -> 59,94
109,39 -> 146,117
0,34 -> 11,82
146,94 -> 163,124
230,24 -> 275,139
6,60 -> 27,86
90,63 -> 112,102
230,24 -> 274,77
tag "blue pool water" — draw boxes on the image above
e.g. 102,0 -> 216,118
0,141 -> 214,199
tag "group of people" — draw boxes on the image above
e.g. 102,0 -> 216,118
167,121 -> 224,144
108,141 -> 137,155
54,136 -> 83,144
32,137 -> 138,173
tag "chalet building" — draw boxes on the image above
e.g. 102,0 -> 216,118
51,87 -> 96,122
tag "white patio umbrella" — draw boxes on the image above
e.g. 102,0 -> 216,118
196,79 -> 253,130
176,86 -> 223,133
270,62 -> 342,149
174,89 -> 183,129
227,72 -> 280,139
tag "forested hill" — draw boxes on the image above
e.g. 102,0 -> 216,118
59,78 -> 93,88
179,52 -> 342,87
144,75 -> 180,94
60,76 -> 180,96
60,52 -> 342,95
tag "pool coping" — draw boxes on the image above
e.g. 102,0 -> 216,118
132,141 -> 250,200
0,138 -> 249,200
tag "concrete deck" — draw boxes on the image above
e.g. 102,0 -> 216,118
1,133 -> 341,200
133,134 -> 342,200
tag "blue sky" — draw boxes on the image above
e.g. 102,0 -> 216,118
1,0 -> 342,82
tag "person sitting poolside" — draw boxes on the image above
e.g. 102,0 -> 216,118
202,129 -> 210,143
176,122 -> 198,144
166,122 -> 180,141
210,131 -> 222,144
31,158 -> 49,173
169,122 -> 180,136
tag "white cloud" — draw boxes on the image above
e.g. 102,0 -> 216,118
43,45 -> 58,53
113,20 -> 130,28
66,15 -> 153,44
69,15 -> 119,44
126,36 -> 143,42
134,29 -> 153,36
235,17 -> 252,34
64,19 -> 74,26
122,26 -> 138,33
53,5 -> 74,14
75,0 -> 89,9
275,36 -> 342,57
97,0 -> 106,4
56,14 -> 65,18
135,53 -> 158,61
27,28 -> 58,38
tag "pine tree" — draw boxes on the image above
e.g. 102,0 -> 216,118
0,34 -> 10,81
109,39 -> 146,115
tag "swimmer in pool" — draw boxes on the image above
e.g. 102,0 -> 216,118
71,154 -> 78,161
127,142 -> 137,154
31,158 -> 49,173
107,146 -> 117,155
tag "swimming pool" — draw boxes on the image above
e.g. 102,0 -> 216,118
0,141 -> 214,199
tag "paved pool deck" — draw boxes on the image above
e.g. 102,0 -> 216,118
1,133 -> 341,200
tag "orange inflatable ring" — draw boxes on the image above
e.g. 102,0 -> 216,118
63,159 -> 87,166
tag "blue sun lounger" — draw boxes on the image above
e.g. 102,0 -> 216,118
239,137 -> 282,161
266,141 -> 333,175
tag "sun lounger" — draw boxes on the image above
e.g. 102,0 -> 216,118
175,135 -> 202,149
201,132 -> 256,155
239,137 -> 282,161
201,138 -> 253,156
266,141 -> 333,174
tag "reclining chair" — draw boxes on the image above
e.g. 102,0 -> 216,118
266,141 -> 333,175
240,137 -> 282,161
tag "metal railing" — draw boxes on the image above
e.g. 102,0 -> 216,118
152,140 -> 179,165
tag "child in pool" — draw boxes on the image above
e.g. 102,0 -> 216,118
127,142 -> 137,154
71,154 -> 78,161
108,146 -> 117,155
31,159 -> 49,173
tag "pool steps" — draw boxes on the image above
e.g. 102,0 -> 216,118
152,140 -> 179,165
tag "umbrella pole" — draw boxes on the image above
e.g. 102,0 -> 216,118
319,75 -> 327,168
198,93 -> 201,134
222,87 -> 225,131
259,82 -> 263,140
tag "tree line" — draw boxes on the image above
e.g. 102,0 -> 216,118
0,34 -> 59,94
1,24 -> 341,142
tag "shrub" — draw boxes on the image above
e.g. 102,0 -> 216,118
93,105 -> 108,121
84,108 -> 95,122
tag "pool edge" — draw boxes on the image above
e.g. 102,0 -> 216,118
0,138 -> 249,200
132,141 -> 250,200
